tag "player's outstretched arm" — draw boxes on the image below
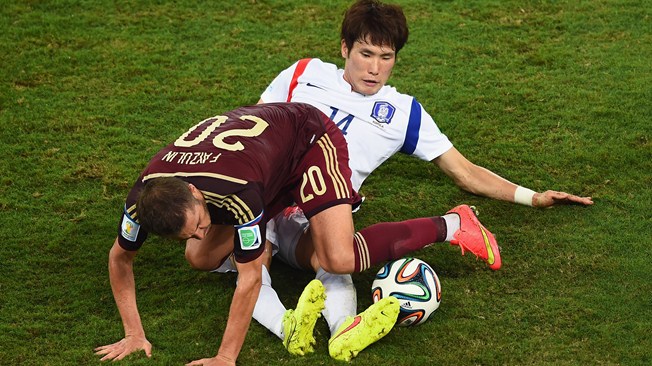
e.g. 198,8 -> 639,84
434,148 -> 593,207
95,238 -> 152,361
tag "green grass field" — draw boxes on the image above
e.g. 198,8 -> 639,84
2,1 -> 650,365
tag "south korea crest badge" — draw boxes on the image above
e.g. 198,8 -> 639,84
371,101 -> 396,124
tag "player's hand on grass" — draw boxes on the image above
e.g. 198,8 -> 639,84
94,335 -> 152,361
533,190 -> 594,208
186,354 -> 236,366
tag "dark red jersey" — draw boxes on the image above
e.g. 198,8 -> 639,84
118,102 -> 357,262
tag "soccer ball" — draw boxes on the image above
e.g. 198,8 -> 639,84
371,257 -> 441,327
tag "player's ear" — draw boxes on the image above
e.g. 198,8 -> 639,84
188,183 -> 206,203
188,183 -> 200,197
341,39 -> 349,58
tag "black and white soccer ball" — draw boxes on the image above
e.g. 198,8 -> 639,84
371,257 -> 441,327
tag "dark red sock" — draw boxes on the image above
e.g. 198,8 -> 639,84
352,217 -> 447,272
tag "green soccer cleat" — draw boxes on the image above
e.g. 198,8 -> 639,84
282,279 -> 326,356
328,296 -> 400,361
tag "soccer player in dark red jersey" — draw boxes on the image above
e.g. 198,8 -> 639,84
94,102 -> 498,365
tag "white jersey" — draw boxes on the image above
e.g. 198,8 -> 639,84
261,58 -> 453,190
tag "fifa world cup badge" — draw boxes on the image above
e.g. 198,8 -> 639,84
121,214 -> 140,242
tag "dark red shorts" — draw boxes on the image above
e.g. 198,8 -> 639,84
290,120 -> 360,219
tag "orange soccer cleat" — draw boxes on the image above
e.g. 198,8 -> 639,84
447,205 -> 501,270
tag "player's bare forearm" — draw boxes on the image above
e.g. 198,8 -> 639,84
434,149 -> 517,201
218,258 -> 263,358
108,240 -> 145,337
95,238 -> 152,361
464,165 -> 518,201
187,257 -> 263,365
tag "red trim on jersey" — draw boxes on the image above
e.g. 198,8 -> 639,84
286,58 -> 311,102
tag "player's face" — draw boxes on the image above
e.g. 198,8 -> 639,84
341,38 -> 396,96
177,200 -> 211,241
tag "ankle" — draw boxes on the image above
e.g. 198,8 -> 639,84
443,213 -> 460,242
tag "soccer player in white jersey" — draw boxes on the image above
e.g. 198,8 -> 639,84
247,0 -> 593,361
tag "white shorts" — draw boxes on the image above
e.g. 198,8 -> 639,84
211,207 -> 307,273
268,206 -> 310,269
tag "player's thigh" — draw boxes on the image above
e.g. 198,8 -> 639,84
185,224 -> 234,270
308,204 -> 355,273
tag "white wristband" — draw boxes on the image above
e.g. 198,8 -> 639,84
514,186 -> 536,206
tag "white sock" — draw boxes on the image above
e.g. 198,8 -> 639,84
443,213 -> 461,242
252,265 -> 286,340
316,268 -> 357,336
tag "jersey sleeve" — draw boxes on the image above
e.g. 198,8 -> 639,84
260,59 -> 311,103
116,183 -> 148,251
402,98 -> 453,162
217,186 -> 268,264
232,211 -> 266,263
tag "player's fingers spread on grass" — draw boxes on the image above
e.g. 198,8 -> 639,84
98,344 -> 125,361
548,190 -> 568,199
94,338 -> 145,361
94,343 -> 119,356
94,339 -> 123,353
112,350 -> 131,361
538,190 -> 573,207
99,349 -> 121,361
547,190 -> 593,205
101,348 -> 137,361
185,358 -> 211,365
570,194 -> 593,205
119,341 -> 152,360
186,356 -> 234,366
